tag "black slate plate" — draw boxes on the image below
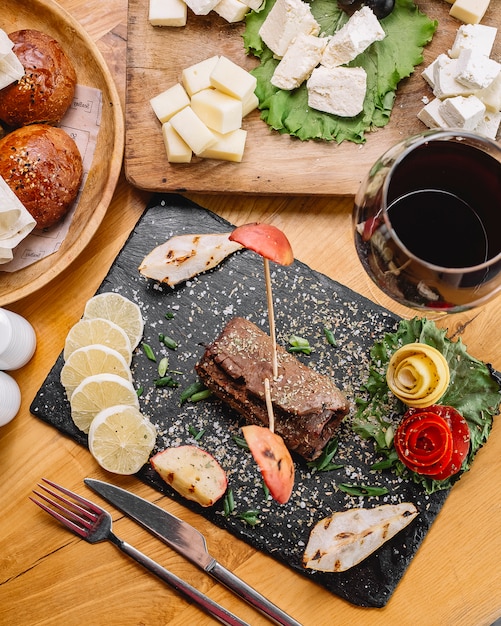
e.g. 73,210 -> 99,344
31,194 -> 449,608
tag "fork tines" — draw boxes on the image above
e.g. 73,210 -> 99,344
30,478 -> 101,538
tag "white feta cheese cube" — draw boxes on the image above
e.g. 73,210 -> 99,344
474,110 -> 501,140
450,0 -> 491,25
432,54 -> 474,99
449,24 -> 497,59
169,106 -> 217,155
422,58 -> 438,89
190,88 -> 243,134
210,56 -> 257,101
149,0 -> 187,26
258,0 -> 320,58
271,33 -> 326,91
184,0 -> 220,15
162,122 -> 192,163
475,72 -> 501,112
150,83 -> 190,123
181,56 -> 220,97
438,95 -> 486,130
455,48 -> 501,90
214,0 -> 249,23
307,66 -> 367,117
199,128 -> 247,162
321,6 -> 385,68
417,98 -> 449,130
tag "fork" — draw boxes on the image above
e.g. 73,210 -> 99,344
31,478 -> 249,626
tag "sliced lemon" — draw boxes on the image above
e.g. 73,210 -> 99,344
70,372 -> 139,434
60,344 -> 132,400
63,318 -> 132,365
83,292 -> 144,350
88,404 -> 157,475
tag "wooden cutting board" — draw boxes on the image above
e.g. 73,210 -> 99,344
124,1 -> 499,195
30,194 -> 452,608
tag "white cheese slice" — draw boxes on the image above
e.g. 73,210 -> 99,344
439,94 -> 486,130
199,128 -> 247,162
182,56 -> 220,97
169,106 -> 217,155
475,72 -> 501,112
210,56 -> 257,101
191,88 -> 243,134
184,0 -> 220,15
258,0 -> 320,59
432,54 -> 474,99
148,0 -> 187,26
162,122 -> 192,163
449,0 -> 491,25
214,0 -> 249,23
417,98 -> 449,129
474,110 -> 501,140
321,6 -> 385,69
307,65 -> 367,117
0,52 -> 24,91
240,0 -> 263,9
271,33 -> 326,91
150,83 -> 191,123
449,24 -> 497,59
455,48 -> 500,90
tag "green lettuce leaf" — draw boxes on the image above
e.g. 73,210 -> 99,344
353,318 -> 501,494
243,0 -> 437,143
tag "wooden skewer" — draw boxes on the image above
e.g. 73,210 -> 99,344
264,377 -> 275,433
264,257 -> 278,380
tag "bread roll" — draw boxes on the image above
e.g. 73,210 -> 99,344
0,29 -> 77,127
0,124 -> 83,230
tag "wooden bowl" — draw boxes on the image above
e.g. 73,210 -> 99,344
0,0 -> 124,306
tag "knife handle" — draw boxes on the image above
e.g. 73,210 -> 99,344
112,534 -> 250,626
209,560 -> 302,626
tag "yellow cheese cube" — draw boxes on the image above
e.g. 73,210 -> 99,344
150,83 -> 190,123
210,56 -> 257,101
162,122 -> 192,163
149,0 -> 187,26
169,106 -> 217,155
199,129 -> 247,162
214,0 -> 249,23
182,56 -> 220,97
242,91 -> 259,117
191,88 -> 243,134
450,0 -> 490,24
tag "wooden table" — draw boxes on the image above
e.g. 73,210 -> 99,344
1,2 -> 500,625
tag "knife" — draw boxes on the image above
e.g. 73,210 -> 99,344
85,478 -> 302,626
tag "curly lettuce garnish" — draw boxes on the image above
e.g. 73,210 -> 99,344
353,318 -> 501,493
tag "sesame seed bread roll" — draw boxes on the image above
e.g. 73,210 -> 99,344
0,124 -> 83,230
0,29 -> 77,127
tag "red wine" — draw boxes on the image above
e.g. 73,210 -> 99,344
387,189 -> 488,268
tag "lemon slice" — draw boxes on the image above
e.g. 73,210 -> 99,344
88,405 -> 157,475
60,344 -> 132,400
70,373 -> 139,434
83,292 -> 144,350
63,318 -> 132,365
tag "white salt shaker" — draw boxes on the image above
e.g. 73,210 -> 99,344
0,308 -> 36,370
0,371 -> 21,426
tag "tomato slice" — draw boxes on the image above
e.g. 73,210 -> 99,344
394,405 -> 470,481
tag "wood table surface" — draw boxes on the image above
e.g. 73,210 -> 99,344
1,2 -> 500,625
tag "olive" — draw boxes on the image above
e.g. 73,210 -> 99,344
337,0 -> 395,19
364,0 -> 395,19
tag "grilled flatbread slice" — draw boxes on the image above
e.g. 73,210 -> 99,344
303,503 -> 418,572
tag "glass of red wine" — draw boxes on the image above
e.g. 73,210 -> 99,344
353,129 -> 501,313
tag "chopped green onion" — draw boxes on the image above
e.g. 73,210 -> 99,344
307,438 -> 343,472
288,335 -> 313,355
180,381 -> 207,405
136,386 -> 144,398
338,483 -> 389,497
232,434 -> 249,450
262,481 -> 270,500
164,312 -> 175,319
158,356 -> 169,377
142,342 -> 156,362
237,510 -> 261,526
159,333 -> 178,350
189,389 -> 212,403
154,376 -> 179,388
323,327 -> 337,346
188,424 -> 205,441
223,489 -> 235,516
